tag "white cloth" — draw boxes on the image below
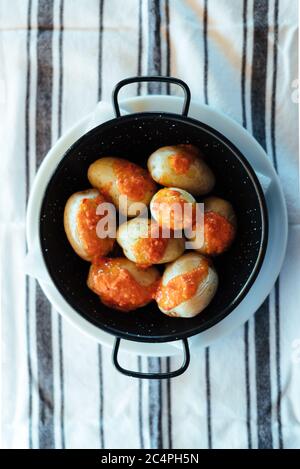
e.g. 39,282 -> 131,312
1,0 -> 299,449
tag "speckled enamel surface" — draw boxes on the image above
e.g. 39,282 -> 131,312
40,113 -> 268,342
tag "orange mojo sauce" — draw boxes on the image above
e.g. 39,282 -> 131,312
153,189 -> 195,229
133,224 -> 168,265
204,211 -> 235,254
156,262 -> 208,311
113,160 -> 155,201
88,258 -> 158,311
99,181 -> 113,201
169,152 -> 193,175
77,196 -> 114,258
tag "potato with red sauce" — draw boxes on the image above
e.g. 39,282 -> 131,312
147,144 -> 215,196
117,217 -> 185,266
64,189 -> 115,261
87,257 -> 160,312
155,252 -> 218,318
150,187 -> 196,231
88,157 -> 157,217
191,196 -> 237,255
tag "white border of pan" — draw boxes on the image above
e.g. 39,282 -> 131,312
26,95 -> 287,356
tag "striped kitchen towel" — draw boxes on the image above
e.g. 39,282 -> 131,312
1,0 -> 299,449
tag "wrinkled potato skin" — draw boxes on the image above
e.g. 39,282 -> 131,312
194,196 -> 237,256
117,218 -> 185,265
147,144 -> 215,196
156,252 -> 218,318
63,189 -> 114,261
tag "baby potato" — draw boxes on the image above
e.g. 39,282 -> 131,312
155,252 -> 218,318
87,257 -> 160,312
64,189 -> 115,261
192,196 -> 237,256
147,144 -> 215,196
88,157 -> 157,217
150,187 -> 196,231
117,217 -> 185,266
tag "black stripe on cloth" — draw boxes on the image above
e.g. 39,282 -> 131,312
203,0 -> 212,449
25,0 -> 32,205
35,285 -> 54,448
98,0 -> 105,450
98,0 -> 104,102
147,0 -> 163,450
205,348 -> 212,449
147,0 -> 162,91
137,357 -> 145,448
270,0 -> 279,172
148,360 -> 163,449
241,0 -> 248,129
58,318 -> 65,448
165,0 -> 170,95
57,0 -> 64,137
244,322 -> 252,448
98,347 -> 105,448
203,0 -> 209,105
251,0 -> 273,449
275,281 -> 283,448
137,0 -> 143,95
241,0 -> 252,449
35,0 -> 55,449
36,1 -> 54,165
251,0 -> 269,150
271,0 -> 283,448
254,300 -> 273,448
166,358 -> 172,449
25,281 -> 33,448
57,0 -> 65,449
25,0 -> 33,449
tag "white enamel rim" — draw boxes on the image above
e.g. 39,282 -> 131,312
26,95 -> 288,356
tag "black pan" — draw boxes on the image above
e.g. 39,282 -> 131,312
40,76 -> 268,379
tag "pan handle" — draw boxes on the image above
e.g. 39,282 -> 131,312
112,337 -> 190,379
112,76 -> 191,118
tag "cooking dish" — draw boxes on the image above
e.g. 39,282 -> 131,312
39,76 -> 268,379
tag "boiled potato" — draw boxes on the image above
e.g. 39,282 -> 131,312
88,157 -> 157,217
147,144 -> 215,195
87,257 -> 160,311
155,252 -> 218,318
117,217 -> 185,266
64,189 -> 115,261
192,196 -> 237,256
150,187 -> 196,231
